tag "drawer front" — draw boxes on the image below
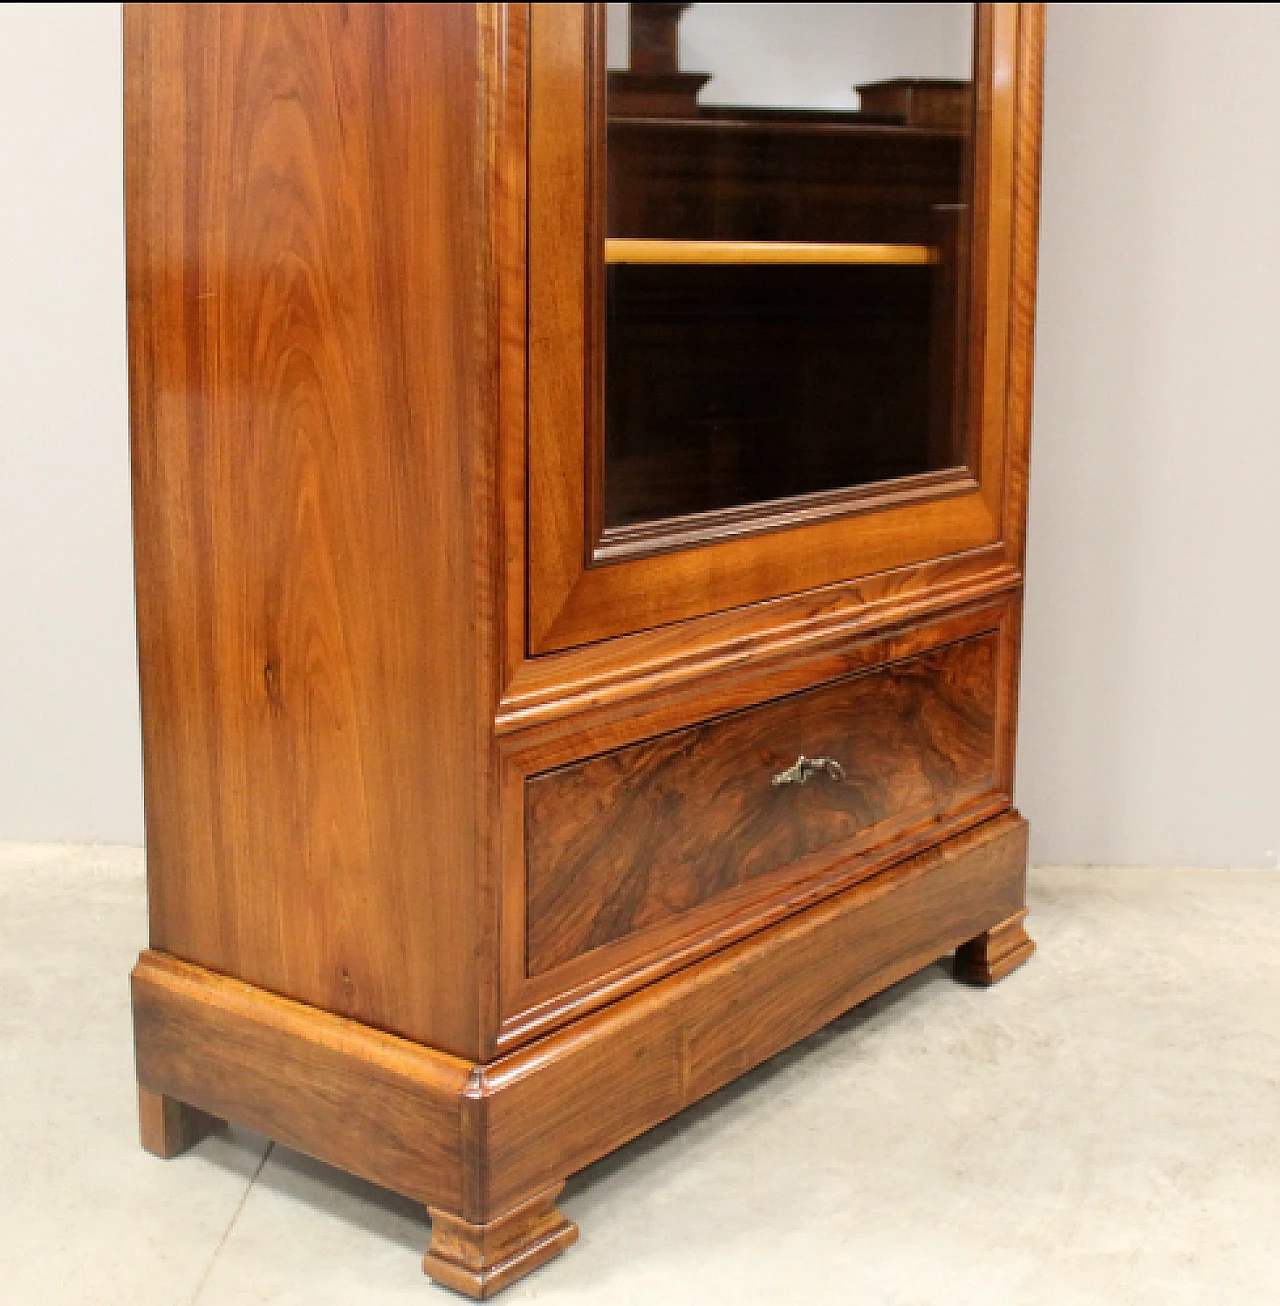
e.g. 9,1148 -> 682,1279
525,629 -> 1001,979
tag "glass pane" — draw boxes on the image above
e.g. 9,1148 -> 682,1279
603,2 -> 976,533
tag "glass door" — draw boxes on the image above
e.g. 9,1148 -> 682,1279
601,2 -> 974,554
527,3 -> 1025,654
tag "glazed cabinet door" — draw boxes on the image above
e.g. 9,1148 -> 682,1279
526,2 -> 1032,654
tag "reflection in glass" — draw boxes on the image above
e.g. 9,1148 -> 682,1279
603,2 -> 975,533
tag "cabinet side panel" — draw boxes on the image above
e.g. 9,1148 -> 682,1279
125,4 -> 491,1055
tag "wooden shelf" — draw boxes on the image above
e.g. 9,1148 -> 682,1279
605,239 -> 936,266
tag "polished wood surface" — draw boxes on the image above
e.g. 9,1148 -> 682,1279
485,812 -> 1028,1215
127,4 -> 1044,1295
604,239 -> 936,264
125,3 -> 497,1057
526,631 -> 999,976
1003,1 -> 1045,578
499,596 -> 1020,1047
499,2 -> 1037,717
132,949 -> 473,1210
499,555 -> 1017,733
133,812 -> 1027,1292
955,906 -> 1036,983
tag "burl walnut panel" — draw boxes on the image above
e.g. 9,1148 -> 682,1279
526,630 -> 1000,976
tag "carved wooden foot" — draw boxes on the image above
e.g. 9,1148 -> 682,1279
424,1183 -> 578,1299
137,1085 -> 221,1158
955,907 -> 1035,985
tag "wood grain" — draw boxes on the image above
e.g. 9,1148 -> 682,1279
481,811 -> 1030,1215
128,0 -> 1041,1053
525,631 -> 999,975
497,3 -> 1040,741
1002,2 -> 1046,575
125,3 -> 497,1058
126,6 -> 1045,1294
498,594 -> 1019,1049
526,2 -> 590,653
498,555 -> 1018,734
131,811 -> 1029,1228
132,949 -> 472,1209
129,5 -> 1044,1295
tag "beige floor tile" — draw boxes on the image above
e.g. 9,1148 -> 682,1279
2,848 -> 1279,1304
0,845 -> 270,1306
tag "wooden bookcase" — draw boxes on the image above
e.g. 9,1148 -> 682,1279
125,3 -> 1044,1295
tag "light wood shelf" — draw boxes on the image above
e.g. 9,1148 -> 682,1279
604,239 -> 936,266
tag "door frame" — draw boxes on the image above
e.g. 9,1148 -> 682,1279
523,2 -> 1027,655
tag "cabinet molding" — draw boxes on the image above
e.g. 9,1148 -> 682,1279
134,809 -> 1029,1227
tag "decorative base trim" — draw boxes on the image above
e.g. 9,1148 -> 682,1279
954,907 -> 1036,984
425,1184 -> 579,1299
132,811 -> 1029,1296
131,950 -> 473,1211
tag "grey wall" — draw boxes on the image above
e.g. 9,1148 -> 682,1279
607,2 -> 972,108
1017,3 -> 1280,868
0,4 -> 1277,865
0,4 -> 141,844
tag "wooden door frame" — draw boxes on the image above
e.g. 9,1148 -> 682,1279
489,3 -> 1042,734
521,2 -> 1030,656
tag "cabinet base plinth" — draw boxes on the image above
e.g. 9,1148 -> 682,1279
132,812 -> 1029,1296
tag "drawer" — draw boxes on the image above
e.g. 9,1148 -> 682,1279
524,628 -> 1004,982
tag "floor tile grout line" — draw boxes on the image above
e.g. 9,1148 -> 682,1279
188,1141 -> 274,1306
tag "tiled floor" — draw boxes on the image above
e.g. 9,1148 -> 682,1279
2,842 -> 1279,1304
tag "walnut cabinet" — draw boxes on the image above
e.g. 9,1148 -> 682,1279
126,3 -> 1044,1295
